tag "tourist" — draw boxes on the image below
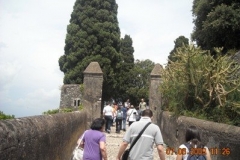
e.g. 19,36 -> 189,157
116,109 -> 165,160
124,99 -> 130,109
139,98 -> 147,109
127,105 -> 138,126
115,105 -> 123,133
78,118 -> 107,160
176,126 -> 211,160
112,102 -> 117,126
135,106 -> 142,121
103,101 -> 114,133
121,102 -> 128,131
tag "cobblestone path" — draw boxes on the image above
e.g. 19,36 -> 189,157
106,124 -> 177,160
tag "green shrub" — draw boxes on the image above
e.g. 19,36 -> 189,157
0,111 -> 15,120
160,45 -> 240,126
42,109 -> 59,115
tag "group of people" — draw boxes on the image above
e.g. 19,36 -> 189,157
103,99 -> 147,134
75,99 -> 212,160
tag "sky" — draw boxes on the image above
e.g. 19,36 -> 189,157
0,0 -> 194,118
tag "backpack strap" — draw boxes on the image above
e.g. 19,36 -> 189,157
184,142 -> 191,152
183,142 -> 207,160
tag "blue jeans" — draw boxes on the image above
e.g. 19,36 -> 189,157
122,118 -> 126,130
104,115 -> 112,131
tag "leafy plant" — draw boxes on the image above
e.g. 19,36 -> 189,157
0,111 -> 15,120
161,44 -> 240,126
42,109 -> 59,115
79,104 -> 84,110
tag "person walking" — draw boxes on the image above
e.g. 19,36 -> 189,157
139,98 -> 147,109
136,106 -> 142,121
121,102 -> 128,131
176,126 -> 211,160
103,102 -> 114,133
116,109 -> 165,160
112,103 -> 117,126
124,99 -> 130,109
78,118 -> 108,160
127,105 -> 138,126
115,105 -> 123,133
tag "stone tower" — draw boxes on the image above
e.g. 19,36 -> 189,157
59,84 -> 82,110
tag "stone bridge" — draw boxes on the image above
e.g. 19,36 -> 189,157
0,62 -> 239,160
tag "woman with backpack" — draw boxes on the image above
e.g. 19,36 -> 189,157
176,126 -> 211,160
115,105 -> 123,133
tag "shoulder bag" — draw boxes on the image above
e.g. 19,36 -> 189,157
126,110 -> 134,122
121,122 -> 151,160
72,131 -> 86,160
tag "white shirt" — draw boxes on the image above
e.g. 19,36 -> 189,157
127,108 -> 138,121
178,144 -> 208,160
103,105 -> 113,116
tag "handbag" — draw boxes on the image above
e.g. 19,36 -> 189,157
121,122 -> 151,160
72,131 -> 86,160
72,147 -> 83,160
122,149 -> 130,160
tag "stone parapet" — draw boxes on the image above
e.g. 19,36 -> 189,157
0,111 -> 87,160
158,111 -> 240,160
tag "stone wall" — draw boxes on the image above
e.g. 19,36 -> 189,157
59,84 -> 82,110
157,111 -> 240,160
0,111 -> 88,160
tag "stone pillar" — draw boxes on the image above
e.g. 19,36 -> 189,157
149,63 -> 163,123
83,62 -> 103,122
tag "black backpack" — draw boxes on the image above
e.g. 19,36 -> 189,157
184,143 -> 206,160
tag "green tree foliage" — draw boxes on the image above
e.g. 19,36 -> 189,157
192,0 -> 240,53
115,35 -> 134,100
58,0 -> 122,101
160,44 -> 240,126
126,59 -> 155,106
0,111 -> 15,120
168,36 -> 189,63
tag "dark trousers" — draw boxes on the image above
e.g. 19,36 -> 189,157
104,115 -> 112,131
115,118 -> 122,132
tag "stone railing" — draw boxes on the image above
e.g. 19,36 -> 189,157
157,111 -> 240,160
0,111 -> 87,160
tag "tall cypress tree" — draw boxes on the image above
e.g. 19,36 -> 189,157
59,0 -> 121,101
168,36 -> 189,63
115,35 -> 134,100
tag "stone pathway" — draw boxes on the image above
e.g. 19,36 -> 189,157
105,124 -> 177,160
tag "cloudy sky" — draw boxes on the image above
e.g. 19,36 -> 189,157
0,0 -> 194,118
